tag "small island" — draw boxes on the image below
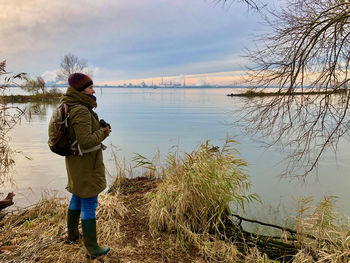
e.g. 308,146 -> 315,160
0,93 -> 62,103
227,88 -> 348,97
0,77 -> 62,103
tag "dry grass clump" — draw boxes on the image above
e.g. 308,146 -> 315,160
46,87 -> 62,96
143,138 -> 350,262
107,145 -> 134,194
0,193 -> 126,263
292,196 -> 350,262
184,231 -> 243,262
0,195 -> 78,263
96,193 -> 127,245
147,139 -> 259,262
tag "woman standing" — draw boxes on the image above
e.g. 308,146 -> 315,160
61,73 -> 111,258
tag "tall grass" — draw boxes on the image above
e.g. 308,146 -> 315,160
142,140 -> 350,262
146,138 -> 259,261
292,196 -> 350,262
107,145 -> 134,193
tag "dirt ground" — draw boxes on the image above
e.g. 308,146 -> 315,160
87,177 -> 203,263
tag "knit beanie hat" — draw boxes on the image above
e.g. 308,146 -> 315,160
68,73 -> 93,92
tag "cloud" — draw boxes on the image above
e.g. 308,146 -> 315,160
41,70 -> 58,82
195,78 -> 207,86
1,0 -> 262,80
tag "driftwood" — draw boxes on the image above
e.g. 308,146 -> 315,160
232,213 -> 339,246
0,246 -> 18,254
0,193 -> 16,254
0,192 -> 14,211
223,213 -> 322,262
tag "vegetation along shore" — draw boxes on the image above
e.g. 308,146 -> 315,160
1,140 -> 349,263
0,93 -> 61,103
227,88 -> 348,97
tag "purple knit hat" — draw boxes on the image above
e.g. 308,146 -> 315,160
68,73 -> 93,92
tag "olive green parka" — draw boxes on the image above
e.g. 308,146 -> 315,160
61,87 -> 107,198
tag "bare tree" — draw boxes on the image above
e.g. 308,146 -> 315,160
57,53 -> 93,82
229,0 -> 350,177
20,76 -> 46,95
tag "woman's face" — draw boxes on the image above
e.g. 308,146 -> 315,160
81,85 -> 95,95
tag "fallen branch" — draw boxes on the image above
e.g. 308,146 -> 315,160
231,213 -> 339,246
231,213 -> 298,236
0,245 -> 18,254
0,192 -> 15,211
225,222 -> 301,261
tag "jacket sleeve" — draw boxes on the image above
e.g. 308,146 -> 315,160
70,107 -> 106,149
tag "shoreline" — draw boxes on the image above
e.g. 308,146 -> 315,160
1,176 -> 347,262
227,88 -> 348,97
0,94 -> 61,103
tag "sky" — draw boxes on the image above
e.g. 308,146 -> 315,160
1,0 -> 271,86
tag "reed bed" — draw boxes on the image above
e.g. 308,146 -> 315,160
147,139 -> 259,262
291,196 -> 350,263
1,142 -> 350,262
145,139 -> 350,262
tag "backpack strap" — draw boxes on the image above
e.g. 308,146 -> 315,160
68,105 -> 107,156
72,142 -> 107,156
68,105 -> 83,110
56,104 -> 83,128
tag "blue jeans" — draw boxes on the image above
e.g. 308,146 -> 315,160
68,194 -> 98,220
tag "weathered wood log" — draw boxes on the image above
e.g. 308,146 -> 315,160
225,213 -> 322,262
0,245 -> 18,254
0,192 -> 14,211
231,213 -> 339,247
231,213 -> 298,236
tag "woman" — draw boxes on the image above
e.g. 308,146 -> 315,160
61,73 -> 111,258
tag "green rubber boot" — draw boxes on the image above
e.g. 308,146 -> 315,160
67,209 -> 81,243
82,218 -> 110,258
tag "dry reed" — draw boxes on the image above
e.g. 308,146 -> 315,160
291,196 -> 350,263
147,138 -> 259,262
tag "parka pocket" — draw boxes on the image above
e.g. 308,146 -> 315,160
93,150 -> 103,169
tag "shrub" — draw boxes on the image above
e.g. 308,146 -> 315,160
20,76 -> 46,95
147,138 -> 258,243
46,87 -> 62,96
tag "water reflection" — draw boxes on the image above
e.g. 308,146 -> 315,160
26,102 -> 58,122
3,87 -> 350,218
228,90 -> 350,177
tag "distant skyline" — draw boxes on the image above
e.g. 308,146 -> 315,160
97,70 -> 247,86
1,0 -> 276,85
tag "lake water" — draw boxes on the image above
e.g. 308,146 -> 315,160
3,87 -> 350,219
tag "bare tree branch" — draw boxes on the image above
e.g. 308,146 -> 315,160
0,60 -> 26,185
236,0 -> 350,176
216,0 -> 262,10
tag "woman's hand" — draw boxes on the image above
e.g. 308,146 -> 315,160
100,126 -> 111,136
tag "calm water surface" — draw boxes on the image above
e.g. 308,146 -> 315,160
4,87 -> 350,218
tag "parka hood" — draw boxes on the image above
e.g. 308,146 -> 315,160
61,86 -> 97,108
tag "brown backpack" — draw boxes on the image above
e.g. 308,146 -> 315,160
47,104 -> 81,156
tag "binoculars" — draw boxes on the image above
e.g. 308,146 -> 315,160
99,119 -> 111,129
